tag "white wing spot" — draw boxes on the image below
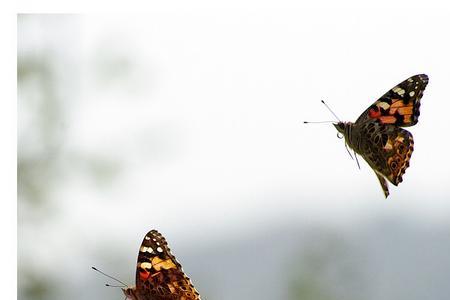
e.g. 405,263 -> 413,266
379,102 -> 390,110
409,91 -> 415,97
144,236 -> 151,240
157,247 -> 163,253
140,246 -> 154,253
140,262 -> 152,270
393,86 -> 405,96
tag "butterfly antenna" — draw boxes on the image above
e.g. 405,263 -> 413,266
91,266 -> 128,287
321,100 -> 341,122
303,120 -> 335,124
105,284 -> 126,288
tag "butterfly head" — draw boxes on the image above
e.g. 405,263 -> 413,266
333,121 -> 347,136
122,286 -> 138,300
333,122 -> 355,148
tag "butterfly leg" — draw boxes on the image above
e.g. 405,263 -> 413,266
354,150 -> 361,170
375,172 -> 390,198
344,143 -> 361,170
345,143 -> 354,160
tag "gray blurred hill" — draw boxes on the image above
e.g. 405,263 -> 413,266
183,219 -> 450,300
78,218 -> 450,300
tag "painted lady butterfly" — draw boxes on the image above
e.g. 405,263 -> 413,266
122,230 -> 201,300
333,74 -> 429,198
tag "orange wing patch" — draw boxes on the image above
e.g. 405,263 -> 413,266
151,257 -> 177,271
379,115 -> 397,124
369,99 -> 416,125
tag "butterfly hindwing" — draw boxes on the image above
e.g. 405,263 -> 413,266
133,230 -> 201,300
356,74 -> 429,127
357,120 -> 414,188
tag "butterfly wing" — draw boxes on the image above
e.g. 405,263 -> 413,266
356,120 -> 414,196
135,230 -> 201,300
355,74 -> 429,126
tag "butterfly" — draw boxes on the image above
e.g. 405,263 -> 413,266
122,229 -> 202,300
333,74 -> 429,198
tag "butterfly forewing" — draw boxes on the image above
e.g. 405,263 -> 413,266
356,74 -> 429,126
132,230 -> 201,300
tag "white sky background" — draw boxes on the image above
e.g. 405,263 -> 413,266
13,6 -> 450,300
19,10 -> 450,238
64,10 -> 450,235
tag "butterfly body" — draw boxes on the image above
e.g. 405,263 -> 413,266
333,74 -> 428,198
123,230 -> 201,300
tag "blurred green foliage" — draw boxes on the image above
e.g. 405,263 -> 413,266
17,15 -> 123,300
288,231 -> 366,300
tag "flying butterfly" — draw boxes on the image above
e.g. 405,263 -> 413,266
307,74 -> 429,197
